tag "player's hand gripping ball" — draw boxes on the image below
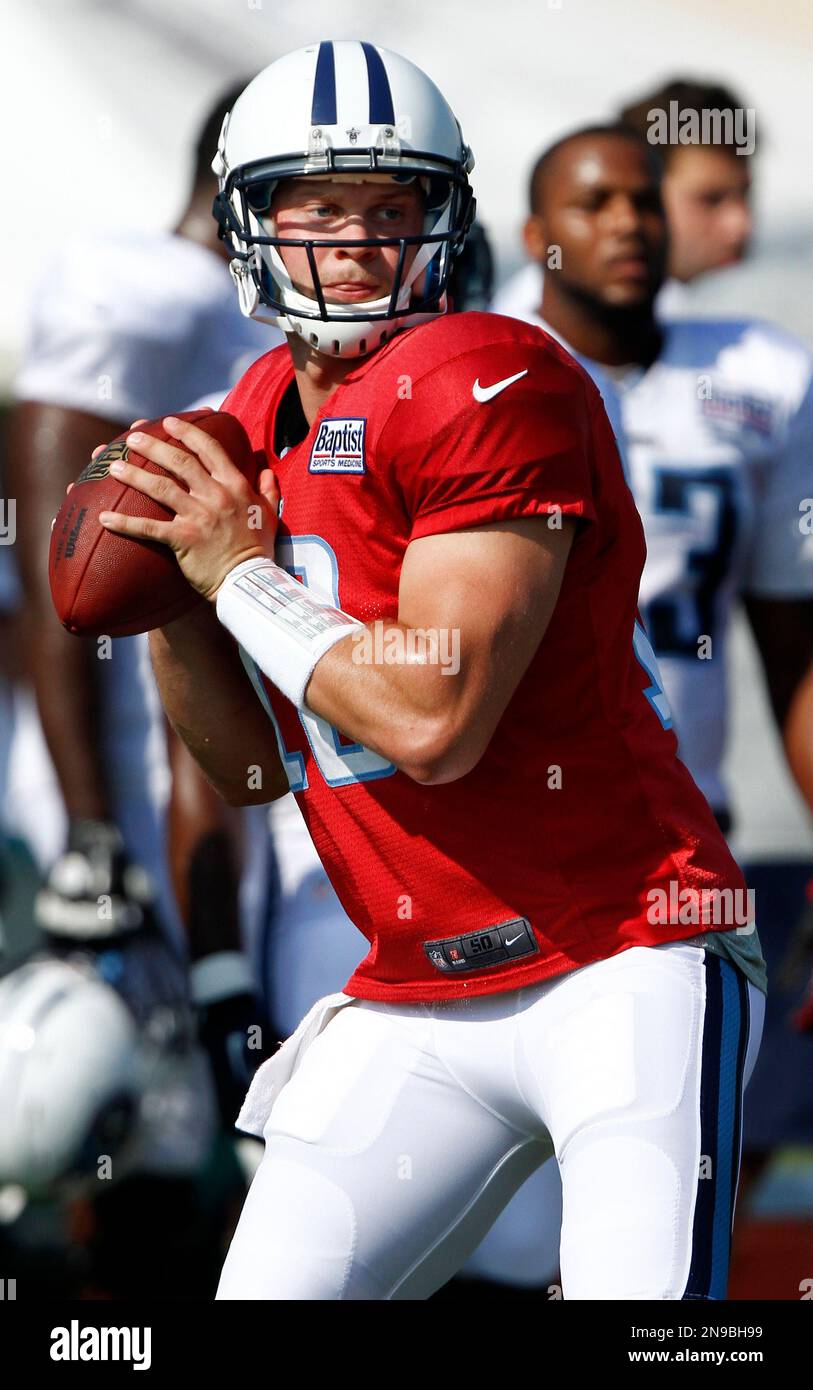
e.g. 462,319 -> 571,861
49,411 -> 279,635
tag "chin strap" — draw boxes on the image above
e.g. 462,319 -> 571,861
230,257 -> 450,358
229,258 -> 259,317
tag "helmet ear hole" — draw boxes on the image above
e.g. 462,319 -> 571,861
422,175 -> 453,216
246,180 -> 275,214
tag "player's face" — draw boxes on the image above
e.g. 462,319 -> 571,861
269,175 -> 425,305
527,137 -> 667,307
661,147 -> 752,283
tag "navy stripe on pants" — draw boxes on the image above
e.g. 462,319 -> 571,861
683,954 -> 749,1299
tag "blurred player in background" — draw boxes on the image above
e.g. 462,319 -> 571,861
619,79 -> 754,301
2,83 -> 280,1295
511,122 -> 813,1271
492,76 -> 754,321
516,122 -> 813,839
6,80 -> 273,935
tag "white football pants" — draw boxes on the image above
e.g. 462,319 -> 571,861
217,941 -> 764,1300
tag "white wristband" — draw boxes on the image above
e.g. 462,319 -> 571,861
215,556 -> 364,710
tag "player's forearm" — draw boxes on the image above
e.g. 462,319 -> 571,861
304,620 -> 483,784
783,665 -> 813,819
149,604 -> 289,806
214,524 -> 571,785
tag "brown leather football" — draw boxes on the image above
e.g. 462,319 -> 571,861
49,409 -> 259,637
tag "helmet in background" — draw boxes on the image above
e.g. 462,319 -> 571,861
0,958 -> 140,1190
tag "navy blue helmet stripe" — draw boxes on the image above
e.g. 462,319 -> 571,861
361,42 -> 395,124
311,41 -> 337,125
682,954 -> 748,1300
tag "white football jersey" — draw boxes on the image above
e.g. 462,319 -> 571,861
511,309 -> 813,812
15,231 -> 279,423
614,318 -> 813,812
495,309 -> 629,482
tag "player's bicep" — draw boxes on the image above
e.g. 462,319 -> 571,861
398,515 -> 576,757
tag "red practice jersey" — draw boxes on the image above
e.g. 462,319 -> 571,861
223,311 -> 747,1003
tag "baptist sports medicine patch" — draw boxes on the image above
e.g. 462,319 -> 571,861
309,418 -> 367,474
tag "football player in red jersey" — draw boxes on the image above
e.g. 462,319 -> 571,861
96,43 -> 764,1299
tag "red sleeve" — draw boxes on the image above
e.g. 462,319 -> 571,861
220,358 -> 266,418
381,343 -> 599,541
220,344 -> 289,444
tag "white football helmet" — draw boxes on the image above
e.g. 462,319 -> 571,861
212,41 -> 476,357
0,958 -> 140,1190
0,951 -> 219,1191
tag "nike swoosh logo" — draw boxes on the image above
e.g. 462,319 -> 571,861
472,369 -> 529,403
504,932 -> 524,947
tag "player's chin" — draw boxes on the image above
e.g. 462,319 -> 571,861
712,247 -> 748,271
602,279 -> 657,308
323,287 -> 385,304
290,284 -> 385,309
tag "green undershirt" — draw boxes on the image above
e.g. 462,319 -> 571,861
679,924 -> 768,995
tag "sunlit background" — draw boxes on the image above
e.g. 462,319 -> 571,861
1,0 -> 812,1298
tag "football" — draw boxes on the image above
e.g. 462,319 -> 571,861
49,410 -> 259,637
